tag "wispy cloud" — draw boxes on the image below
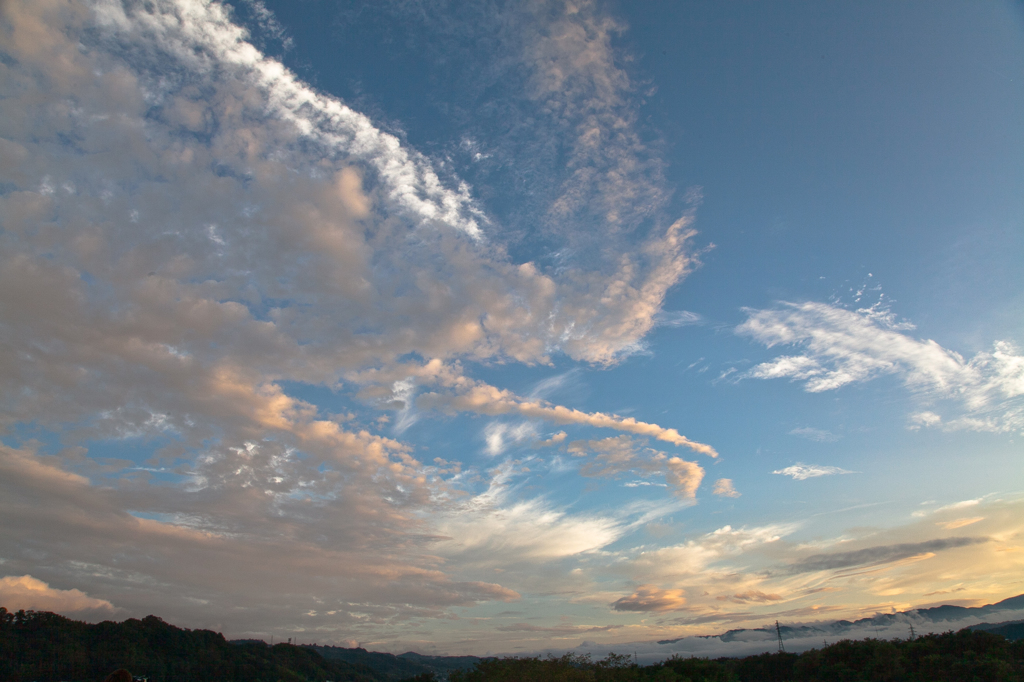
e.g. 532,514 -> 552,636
789,427 -> 840,442
484,421 -> 538,456
415,369 -> 717,456
712,478 -> 741,498
433,462 -> 630,564
568,435 -> 705,498
937,517 -> 984,530
600,499 -> 1024,636
534,431 -> 568,448
784,537 -> 988,574
655,310 -> 704,328
529,370 -> 580,400
912,497 -> 985,518
729,590 -> 783,603
737,301 -> 1024,432
496,622 -> 623,635
0,0 -> 708,638
612,584 -> 688,612
625,523 -> 798,582
232,0 -> 294,53
772,463 -> 856,481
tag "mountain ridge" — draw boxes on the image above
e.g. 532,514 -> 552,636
657,593 -> 1024,645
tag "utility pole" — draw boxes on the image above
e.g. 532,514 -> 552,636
776,621 -> 785,653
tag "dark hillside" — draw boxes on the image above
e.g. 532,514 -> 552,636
308,645 -> 482,680
310,646 -> 433,680
974,622 -> 1024,642
5,605 -> 1024,682
450,629 -> 1024,681
0,607 -> 377,682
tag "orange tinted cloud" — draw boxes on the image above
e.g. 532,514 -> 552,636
612,585 -> 688,612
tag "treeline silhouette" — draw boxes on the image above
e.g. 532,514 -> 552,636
3,605 -> 1023,681
0,607 -> 377,682
450,631 -> 1024,682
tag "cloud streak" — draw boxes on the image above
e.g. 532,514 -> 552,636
612,585 -> 688,612
772,464 -> 856,481
737,302 -> 1024,432
568,436 -> 706,498
785,537 -> 989,574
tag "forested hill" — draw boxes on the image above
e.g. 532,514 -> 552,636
307,645 -> 480,680
3,605 -> 1024,682
450,631 -> 1024,681
0,607 -> 378,682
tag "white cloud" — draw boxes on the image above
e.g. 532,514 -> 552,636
789,427 -> 840,442
534,431 -> 568,448
772,463 -> 856,481
436,496 -> 623,562
419,372 -> 717,456
0,0 -> 714,645
738,301 -> 1024,432
234,0 -> 294,53
352,361 -> 716,454
625,523 -> 798,582
611,584 -> 688,612
483,421 -> 538,456
567,436 -> 705,498
529,370 -> 580,399
712,478 -> 740,498
655,310 -> 703,328
433,462 -> 625,564
912,497 -> 985,518
512,0 -> 676,241
0,575 -> 116,615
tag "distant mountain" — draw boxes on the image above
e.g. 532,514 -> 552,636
304,646 -> 427,680
397,651 -> 483,675
307,645 -> 481,681
656,593 -> 1024,647
916,594 -> 1024,622
971,620 -> 1024,642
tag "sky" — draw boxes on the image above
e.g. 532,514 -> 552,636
0,0 -> 1022,657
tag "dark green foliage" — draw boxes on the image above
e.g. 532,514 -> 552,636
4,605 -> 1024,682
449,630 -> 1024,682
786,631 -> 1024,682
976,623 -> 1024,642
0,606 -> 377,682
449,652 -> 642,681
398,674 -> 438,682
398,651 -> 484,676
311,647 -> 440,675
660,653 -> 741,681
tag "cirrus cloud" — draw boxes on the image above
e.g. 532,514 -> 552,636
737,301 -> 1024,432
772,463 -> 856,481
567,436 -> 706,498
784,537 -> 989,574
0,0 -> 709,644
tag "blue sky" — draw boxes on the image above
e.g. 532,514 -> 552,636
0,0 -> 1022,656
